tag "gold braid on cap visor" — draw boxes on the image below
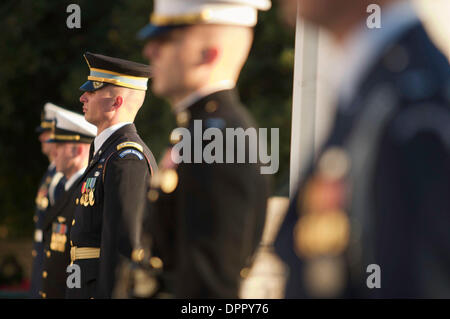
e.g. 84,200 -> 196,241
87,68 -> 148,91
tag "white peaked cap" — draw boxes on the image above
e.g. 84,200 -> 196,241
53,108 -> 97,138
44,102 -> 79,121
151,0 -> 272,27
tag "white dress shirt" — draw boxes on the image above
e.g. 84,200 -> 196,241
94,122 -> 132,155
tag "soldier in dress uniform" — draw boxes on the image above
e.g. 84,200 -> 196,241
30,102 -> 66,298
275,0 -> 450,298
136,0 -> 271,298
65,52 -> 157,299
40,108 -> 96,299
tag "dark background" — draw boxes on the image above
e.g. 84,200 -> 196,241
0,0 -> 294,238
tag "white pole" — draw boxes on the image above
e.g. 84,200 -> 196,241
289,9 -> 319,198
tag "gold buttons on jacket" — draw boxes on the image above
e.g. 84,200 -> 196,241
240,267 -> 250,279
169,129 -> 182,145
176,111 -> 190,127
46,250 -> 51,258
148,189 -> 159,202
149,257 -> 163,269
160,169 -> 178,194
132,249 -> 145,263
205,101 -> 218,113
37,197 -> 49,210
72,219 -> 75,226
42,271 -> 48,278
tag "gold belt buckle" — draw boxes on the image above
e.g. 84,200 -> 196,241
70,246 -> 101,261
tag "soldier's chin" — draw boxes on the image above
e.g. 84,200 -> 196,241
84,113 -> 94,125
297,1 -> 335,25
42,145 -> 51,157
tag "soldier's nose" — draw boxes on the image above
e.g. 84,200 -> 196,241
143,41 -> 159,61
80,93 -> 88,103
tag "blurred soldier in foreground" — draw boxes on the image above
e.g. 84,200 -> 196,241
275,0 -> 450,297
30,102 -> 66,298
137,0 -> 271,298
40,109 -> 96,299
66,53 -> 157,299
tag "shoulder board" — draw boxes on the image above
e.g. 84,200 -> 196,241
116,141 -> 143,152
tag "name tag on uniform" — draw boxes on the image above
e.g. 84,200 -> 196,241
34,229 -> 43,242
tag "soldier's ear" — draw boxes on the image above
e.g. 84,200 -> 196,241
201,47 -> 219,65
112,96 -> 124,110
73,144 -> 86,157
71,144 -> 80,156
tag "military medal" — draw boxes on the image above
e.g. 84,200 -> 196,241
40,197 -> 49,209
81,177 -> 97,207
80,179 -> 96,207
83,193 -> 89,207
292,147 -> 352,297
294,147 -> 351,258
88,189 -> 95,206
294,209 -> 350,258
80,181 -> 87,206
36,185 -> 49,210
50,220 -> 67,252
81,181 -> 87,194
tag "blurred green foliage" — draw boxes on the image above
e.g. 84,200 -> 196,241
0,0 -> 294,238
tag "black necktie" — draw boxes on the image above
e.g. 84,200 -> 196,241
88,141 -> 95,163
